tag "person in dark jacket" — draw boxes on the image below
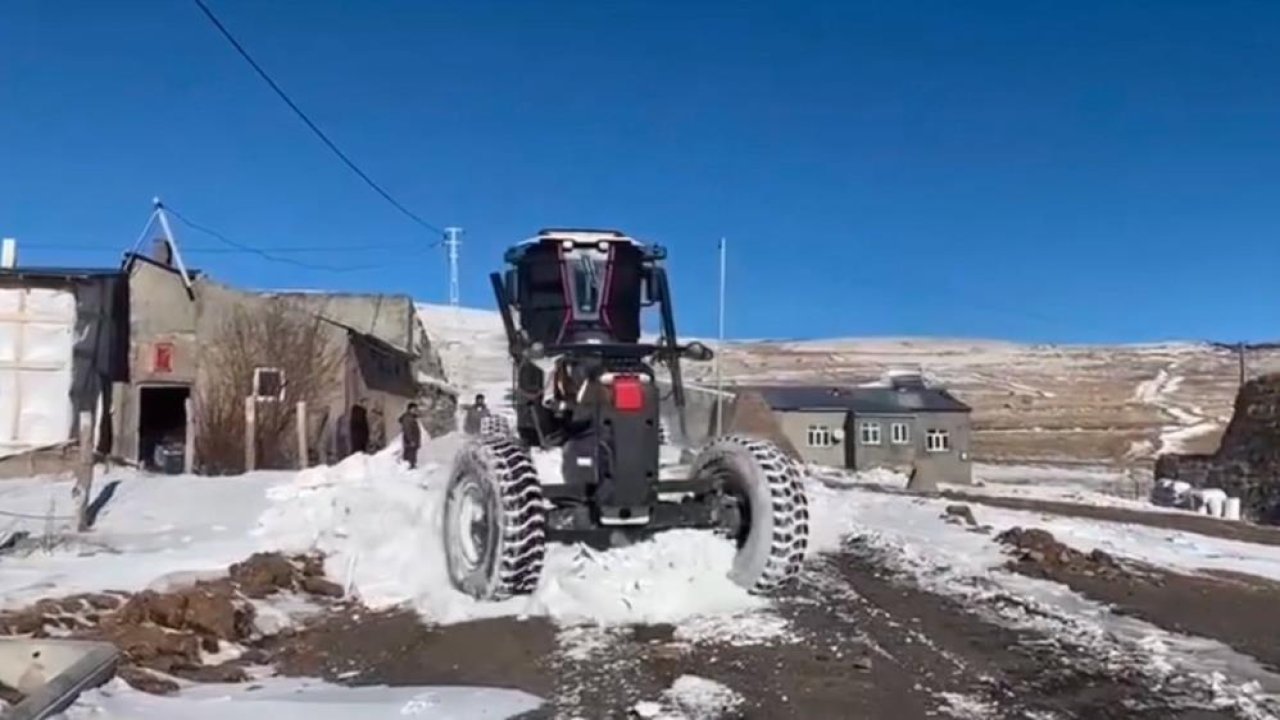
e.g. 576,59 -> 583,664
463,394 -> 489,435
399,403 -> 422,468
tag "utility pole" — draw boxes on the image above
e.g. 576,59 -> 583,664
444,227 -> 463,307
1238,341 -> 1247,387
715,237 -> 726,435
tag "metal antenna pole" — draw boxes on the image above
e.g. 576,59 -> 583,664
152,198 -> 194,290
715,237 -> 726,435
444,227 -> 463,307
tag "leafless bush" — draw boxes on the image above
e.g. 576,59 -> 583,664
196,300 -> 341,474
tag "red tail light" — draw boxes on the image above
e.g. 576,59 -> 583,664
612,375 -> 645,412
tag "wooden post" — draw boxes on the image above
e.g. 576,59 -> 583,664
74,411 -> 95,532
244,397 -> 256,473
184,396 -> 196,474
295,401 -> 308,469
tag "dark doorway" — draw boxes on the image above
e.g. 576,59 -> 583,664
139,386 -> 189,472
349,403 -> 370,455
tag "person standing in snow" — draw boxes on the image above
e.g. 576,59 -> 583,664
463,394 -> 490,435
399,403 -> 422,468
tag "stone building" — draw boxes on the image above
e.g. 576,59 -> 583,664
1156,373 -> 1280,524
0,240 -> 456,477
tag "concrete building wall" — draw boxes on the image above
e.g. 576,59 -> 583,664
110,269 -> 456,470
846,413 -> 918,472
902,411 -> 972,485
128,263 -> 197,383
773,409 -> 848,467
759,406 -> 973,485
116,262 -> 198,462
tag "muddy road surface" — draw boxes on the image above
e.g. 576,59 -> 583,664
260,537 -> 1273,719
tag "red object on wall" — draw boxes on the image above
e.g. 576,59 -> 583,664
153,343 -> 174,373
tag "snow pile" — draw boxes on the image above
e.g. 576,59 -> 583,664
58,677 -> 543,719
664,675 -> 746,718
1,431 -> 775,639
805,464 -> 905,489
254,435 -> 772,634
416,304 -> 510,406
632,675 -> 745,720
0,469 -> 292,608
935,692 -> 999,719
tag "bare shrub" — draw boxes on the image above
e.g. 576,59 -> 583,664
195,300 -> 341,474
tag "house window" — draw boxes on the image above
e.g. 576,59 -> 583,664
859,421 -> 881,445
253,367 -> 286,401
807,425 -> 834,448
926,429 -> 951,453
891,422 -> 910,445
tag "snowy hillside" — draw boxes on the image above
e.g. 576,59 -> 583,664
415,303 -> 1271,466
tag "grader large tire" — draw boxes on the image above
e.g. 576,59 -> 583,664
691,435 -> 810,593
443,435 -> 546,600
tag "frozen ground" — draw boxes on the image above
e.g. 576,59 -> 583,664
60,677 -> 543,720
3,304 -> 1279,717
0,438 -> 768,635
6,444 -> 1280,716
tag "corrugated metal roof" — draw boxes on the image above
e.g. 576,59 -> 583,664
746,384 -> 971,414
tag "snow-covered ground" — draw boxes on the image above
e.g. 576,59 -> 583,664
0,469 -> 294,607
1139,362 -> 1221,455
0,438 -> 769,633
2,303 -> 1276,717
807,480 -> 1280,708
6,430 -> 1280,715
256,436 -> 772,633
6,449 -> 1278,716
61,677 -> 542,720
416,304 -> 512,418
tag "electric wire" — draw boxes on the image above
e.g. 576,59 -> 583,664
191,0 -> 446,244
165,205 -> 393,272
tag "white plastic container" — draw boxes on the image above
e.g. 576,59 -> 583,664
1224,496 -> 1243,522
1190,488 -> 1227,517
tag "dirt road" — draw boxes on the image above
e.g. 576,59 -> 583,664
261,538 -> 1268,719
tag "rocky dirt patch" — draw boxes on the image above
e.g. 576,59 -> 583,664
0,551 -> 347,694
998,526 -> 1280,673
996,526 -> 1127,580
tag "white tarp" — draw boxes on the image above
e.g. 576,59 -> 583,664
0,287 -> 75,458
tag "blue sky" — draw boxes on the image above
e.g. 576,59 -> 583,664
2,1 -> 1278,343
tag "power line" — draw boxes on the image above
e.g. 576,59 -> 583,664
191,0 -> 446,242
165,205 -> 391,272
34,243 -> 423,255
